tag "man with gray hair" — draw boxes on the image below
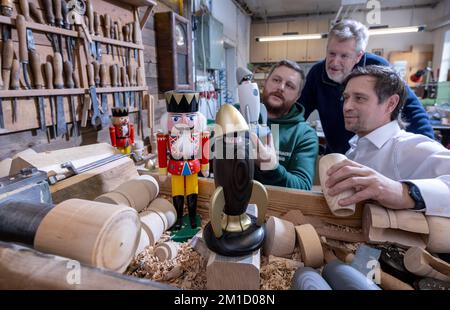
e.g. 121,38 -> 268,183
298,19 -> 433,154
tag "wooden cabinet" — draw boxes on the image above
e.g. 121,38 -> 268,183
306,19 -> 329,62
287,20 -> 308,62
250,23 -> 268,63
267,23 -> 287,62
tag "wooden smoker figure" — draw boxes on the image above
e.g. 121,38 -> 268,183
109,107 -> 134,154
203,104 -> 268,256
157,91 -> 210,229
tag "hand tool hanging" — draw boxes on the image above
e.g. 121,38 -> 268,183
53,52 -> 67,137
99,64 -> 110,127
85,0 -> 97,60
110,64 -> 122,108
63,60 -> 79,138
0,39 -> 13,128
16,13 -> 33,90
103,14 -> 112,59
10,59 -> 20,123
29,50 -> 47,132
43,61 -> 57,138
53,0 -> 65,63
136,67 -> 144,137
133,20 -> 142,63
66,0 -> 94,64
127,63 -> 136,108
42,0 -> 61,55
114,21 -> 125,66
0,0 -> 13,40
122,23 -> 130,67
86,62 -> 101,128
61,0 -> 75,65
120,66 -> 130,108
93,12 -> 102,63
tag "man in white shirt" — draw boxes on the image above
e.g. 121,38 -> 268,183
325,65 -> 450,218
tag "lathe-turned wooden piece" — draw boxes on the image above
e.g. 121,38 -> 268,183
295,224 -> 324,268
154,241 -> 180,261
363,203 -> 429,248
139,210 -> 165,246
319,153 -> 355,217
425,216 -> 450,253
147,198 -> 177,230
263,216 -> 296,258
34,199 -> 140,273
404,247 -> 450,282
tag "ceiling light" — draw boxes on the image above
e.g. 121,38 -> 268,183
256,33 -> 324,42
368,25 -> 425,36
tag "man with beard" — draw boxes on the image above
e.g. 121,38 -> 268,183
252,59 -> 318,190
325,65 -> 450,218
298,19 -> 433,155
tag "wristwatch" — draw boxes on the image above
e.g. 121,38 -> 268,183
403,182 -> 426,211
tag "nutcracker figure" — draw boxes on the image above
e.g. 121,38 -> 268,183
109,107 -> 134,154
157,91 -> 210,230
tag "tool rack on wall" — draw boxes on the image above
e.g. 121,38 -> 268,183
0,0 -> 156,141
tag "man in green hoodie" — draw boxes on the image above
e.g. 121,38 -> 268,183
253,60 -> 318,190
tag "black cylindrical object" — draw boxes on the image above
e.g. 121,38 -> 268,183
291,267 -> 332,290
322,260 -> 381,290
0,199 -> 53,245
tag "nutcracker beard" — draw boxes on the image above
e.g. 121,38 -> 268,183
170,125 -> 196,160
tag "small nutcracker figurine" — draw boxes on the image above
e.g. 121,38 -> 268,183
109,107 -> 134,154
157,91 -> 210,230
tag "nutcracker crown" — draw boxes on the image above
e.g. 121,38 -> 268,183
111,107 -> 129,117
165,90 -> 200,113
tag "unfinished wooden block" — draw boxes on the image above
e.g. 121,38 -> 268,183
319,153 -> 356,217
135,228 -> 151,255
206,250 -> 260,290
404,247 -> 450,282
147,198 -> 177,230
426,216 -> 450,253
263,216 -> 296,257
139,211 -> 165,246
114,178 -> 154,212
154,241 -> 180,261
95,191 -> 134,208
363,203 -> 429,248
34,199 -> 140,273
295,224 -> 324,268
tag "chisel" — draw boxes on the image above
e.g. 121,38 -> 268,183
128,63 -> 136,108
44,62 -> 57,138
120,66 -> 130,108
53,52 -> 67,137
29,50 -> 46,131
104,14 -> 112,58
0,0 -> 13,40
53,0 -> 64,62
10,59 -> 20,123
63,60 -> 78,137
1,39 -> 14,128
16,14 -> 33,89
99,64 -> 110,127
86,63 -> 101,127
110,64 -> 121,107
94,12 -> 102,62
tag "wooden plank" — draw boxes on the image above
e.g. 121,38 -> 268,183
50,156 -> 139,204
0,241 -> 172,290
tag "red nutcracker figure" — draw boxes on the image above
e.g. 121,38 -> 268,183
157,91 -> 210,229
109,107 -> 134,154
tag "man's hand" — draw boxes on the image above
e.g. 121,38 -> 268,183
250,133 -> 278,171
325,159 -> 415,210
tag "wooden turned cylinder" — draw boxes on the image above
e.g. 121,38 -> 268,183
95,191 -> 133,208
135,227 -> 150,255
154,241 -> 180,261
263,216 -> 296,257
319,153 -> 356,217
114,177 -> 153,212
139,210 -> 165,246
426,216 -> 450,253
34,199 -> 140,273
295,224 -> 324,268
136,175 -> 159,201
147,198 -> 177,230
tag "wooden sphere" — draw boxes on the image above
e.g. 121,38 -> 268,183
295,224 -> 324,268
263,216 -> 296,257
34,199 -> 140,273
319,153 -> 356,217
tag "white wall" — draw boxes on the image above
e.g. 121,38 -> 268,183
431,0 -> 450,81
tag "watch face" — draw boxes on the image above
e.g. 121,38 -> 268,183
175,24 -> 186,47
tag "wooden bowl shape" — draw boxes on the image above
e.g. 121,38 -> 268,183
319,153 -> 356,217
295,224 -> 324,268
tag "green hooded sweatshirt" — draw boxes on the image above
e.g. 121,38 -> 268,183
254,104 -> 318,190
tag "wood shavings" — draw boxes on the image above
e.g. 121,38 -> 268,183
260,255 -> 302,290
127,241 -> 207,290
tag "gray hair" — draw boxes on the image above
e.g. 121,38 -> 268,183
329,19 -> 369,53
267,59 -> 305,94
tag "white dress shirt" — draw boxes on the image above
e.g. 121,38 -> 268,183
346,121 -> 450,218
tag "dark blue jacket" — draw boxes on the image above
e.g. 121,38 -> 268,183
297,52 -> 434,154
